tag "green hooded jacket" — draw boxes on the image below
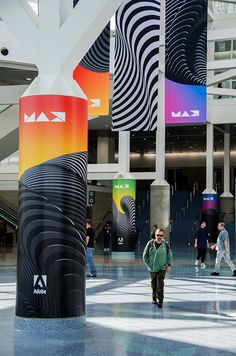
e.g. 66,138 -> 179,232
143,239 -> 173,272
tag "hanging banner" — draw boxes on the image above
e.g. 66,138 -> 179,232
112,179 -> 136,252
112,0 -> 160,131
73,23 -> 110,116
165,0 -> 207,124
16,95 -> 88,318
201,193 -> 218,242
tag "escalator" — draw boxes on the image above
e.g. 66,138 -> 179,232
0,196 -> 18,228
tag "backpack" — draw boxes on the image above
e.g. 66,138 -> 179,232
148,239 -> 169,255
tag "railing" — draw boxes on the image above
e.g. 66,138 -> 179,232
94,210 -> 112,238
0,196 -> 18,228
171,181 -> 200,225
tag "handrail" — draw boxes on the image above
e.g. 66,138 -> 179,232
0,196 -> 17,209
94,210 -> 112,237
0,196 -> 18,228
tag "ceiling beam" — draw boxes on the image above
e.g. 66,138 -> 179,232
207,68 -> 236,86
207,87 -> 236,96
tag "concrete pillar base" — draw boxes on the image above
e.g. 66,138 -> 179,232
219,196 -> 234,223
14,315 -> 86,335
150,182 -> 170,241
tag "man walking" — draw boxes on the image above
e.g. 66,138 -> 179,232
194,221 -> 209,269
143,228 -> 172,308
211,222 -> 236,277
86,220 -> 97,278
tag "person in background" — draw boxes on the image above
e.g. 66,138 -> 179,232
194,221 -> 209,269
211,222 -> 236,277
143,228 -> 172,308
151,224 -> 158,239
0,219 -> 7,242
86,220 -> 97,278
103,222 -> 111,252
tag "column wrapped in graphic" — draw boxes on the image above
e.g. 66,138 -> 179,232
112,0 -> 160,131
16,95 -> 88,318
202,193 -> 218,242
165,0 -> 207,124
112,179 -> 136,252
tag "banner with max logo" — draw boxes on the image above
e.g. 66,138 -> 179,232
165,0 -> 207,124
112,179 -> 136,252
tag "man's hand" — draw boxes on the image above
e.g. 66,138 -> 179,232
166,266 -> 171,272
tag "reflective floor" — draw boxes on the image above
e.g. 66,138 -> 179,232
0,242 -> 236,355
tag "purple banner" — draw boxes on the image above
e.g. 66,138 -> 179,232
202,194 -> 218,212
202,193 -> 218,242
165,0 -> 207,125
165,80 -> 206,124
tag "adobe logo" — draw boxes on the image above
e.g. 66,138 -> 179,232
24,112 -> 66,123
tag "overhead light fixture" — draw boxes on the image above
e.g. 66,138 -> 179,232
26,77 -> 32,81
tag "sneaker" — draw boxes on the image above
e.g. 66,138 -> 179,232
152,299 -> 157,305
211,272 -> 219,276
195,260 -> 199,266
201,263 -> 206,269
157,302 -> 163,308
232,270 -> 236,277
86,274 -> 97,278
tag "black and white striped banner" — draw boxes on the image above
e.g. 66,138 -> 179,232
112,0 -> 160,131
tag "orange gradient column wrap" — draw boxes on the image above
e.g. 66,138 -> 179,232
19,95 -> 87,176
16,95 -> 88,319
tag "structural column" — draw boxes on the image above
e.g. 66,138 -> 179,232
220,126 -> 234,223
97,136 -> 109,163
202,122 -> 218,241
150,0 -> 170,241
112,131 -> 136,259
0,0 -> 123,334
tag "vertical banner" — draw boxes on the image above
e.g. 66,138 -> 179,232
202,193 -> 218,242
16,95 -> 88,318
73,23 -> 110,116
165,0 -> 207,124
112,179 -> 136,252
112,0 -> 160,131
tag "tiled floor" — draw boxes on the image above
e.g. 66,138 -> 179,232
0,241 -> 236,355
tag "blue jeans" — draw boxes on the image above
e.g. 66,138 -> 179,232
86,247 -> 97,276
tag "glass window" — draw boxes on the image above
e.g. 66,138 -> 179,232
233,40 -> 236,58
215,40 -> 231,52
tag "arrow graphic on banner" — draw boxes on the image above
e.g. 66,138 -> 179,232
88,99 -> 101,108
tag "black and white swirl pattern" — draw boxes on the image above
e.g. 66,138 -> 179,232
16,152 -> 87,318
112,195 -> 136,252
80,24 -> 110,73
74,0 -> 110,73
165,0 -> 207,86
112,0 -> 160,131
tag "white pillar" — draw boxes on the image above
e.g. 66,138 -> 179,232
221,128 -> 233,197
97,136 -> 109,163
150,0 -> 170,240
203,122 -> 216,194
154,0 -> 167,186
220,127 -> 234,223
118,131 -> 130,175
